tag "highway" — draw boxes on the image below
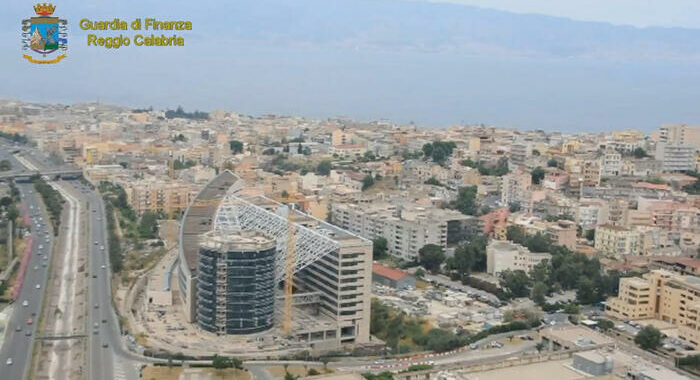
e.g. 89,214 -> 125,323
0,142 -> 141,379
0,147 -> 55,379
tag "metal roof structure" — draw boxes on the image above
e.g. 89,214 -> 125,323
213,191 -> 341,283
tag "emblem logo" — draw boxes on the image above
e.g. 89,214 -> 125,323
21,3 -> 68,64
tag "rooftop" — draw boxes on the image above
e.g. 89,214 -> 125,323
373,262 -> 410,281
180,170 -> 239,276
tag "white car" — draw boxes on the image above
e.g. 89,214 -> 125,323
100,246 -> 104,251
22,300 -> 28,307
5,358 -> 12,366
101,265 -> 106,269
35,284 -> 40,289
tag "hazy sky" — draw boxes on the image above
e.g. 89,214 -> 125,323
426,0 -> 700,28
3,0 -> 700,131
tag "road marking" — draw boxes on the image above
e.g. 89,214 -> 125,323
113,359 -> 127,380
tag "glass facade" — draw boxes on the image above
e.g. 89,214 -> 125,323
198,241 -> 276,334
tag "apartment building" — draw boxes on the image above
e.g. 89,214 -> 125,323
600,149 -> 622,177
594,224 -> 639,257
486,240 -> 551,276
577,199 -> 609,229
331,202 -> 478,261
509,141 -> 531,168
123,178 -> 198,215
542,169 -> 569,190
605,270 -> 700,349
655,142 -> 696,172
331,129 -> 354,146
501,169 -> 532,209
659,124 -> 700,149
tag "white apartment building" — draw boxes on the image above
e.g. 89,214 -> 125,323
331,202 -> 477,261
594,224 -> 639,257
655,142 -> 696,172
486,240 -> 551,276
501,169 -> 532,209
577,199 -> 609,229
600,149 -> 621,177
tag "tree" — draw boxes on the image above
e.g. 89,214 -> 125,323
500,269 -> 531,298
531,281 -> 548,306
316,160 -> 332,176
585,229 -> 595,241
547,158 -> 559,168
455,186 -> 478,216
362,175 -> 375,191
531,167 -> 546,185
425,177 -> 442,186
508,202 -> 521,213
422,141 -> 457,164
536,341 -> 547,352
633,147 -> 648,158
635,325 -> 663,351
229,140 -> 244,154
529,261 -> 551,284
418,244 -> 445,273
373,237 -> 388,259
597,319 -> 615,332
576,276 -> 598,305
138,211 -> 160,239
0,196 -> 12,208
450,234 -> 488,277
297,143 -> 303,154
6,206 -> 19,222
212,355 -> 240,369
307,368 -> 320,376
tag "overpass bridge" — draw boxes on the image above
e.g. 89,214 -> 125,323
0,169 -> 83,181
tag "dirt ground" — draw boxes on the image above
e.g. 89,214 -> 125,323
142,366 -> 251,380
266,365 -> 326,378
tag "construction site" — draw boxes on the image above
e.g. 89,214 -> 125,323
123,171 -> 376,357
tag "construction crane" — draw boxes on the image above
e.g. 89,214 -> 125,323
282,204 -> 297,335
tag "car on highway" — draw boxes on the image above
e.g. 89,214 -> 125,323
102,342 -> 108,348
94,241 -> 98,245
94,303 -> 99,309
33,266 -> 38,270
5,358 -> 12,366
25,330 -> 31,337
15,325 -> 21,332
100,246 -> 104,250
22,300 -> 28,307
101,265 -> 106,269
35,284 -> 40,289
27,317 -> 33,325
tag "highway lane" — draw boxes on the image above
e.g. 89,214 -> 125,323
83,183 -> 115,380
0,157 -> 55,378
2,142 -> 141,379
